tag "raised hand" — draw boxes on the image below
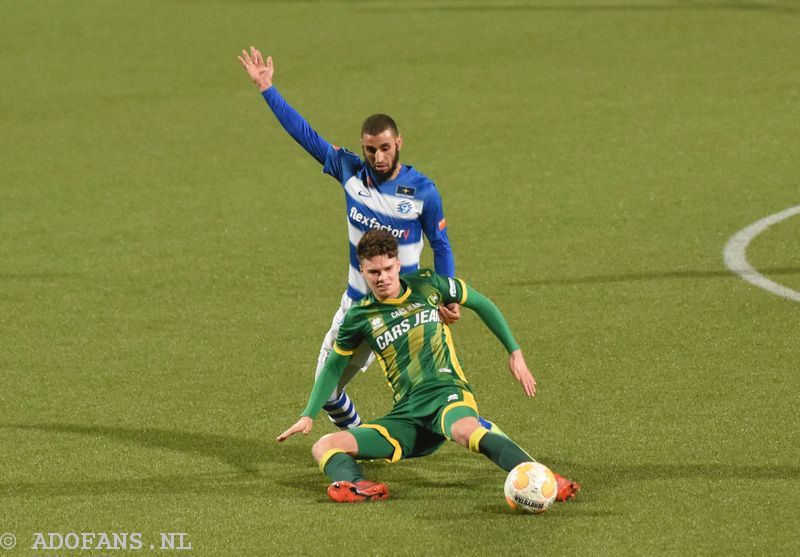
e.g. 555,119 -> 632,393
238,46 -> 274,92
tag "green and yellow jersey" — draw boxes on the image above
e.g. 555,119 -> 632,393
336,269 -> 471,401
301,270 -> 520,418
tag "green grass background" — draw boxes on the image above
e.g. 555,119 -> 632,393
1,0 -> 799,555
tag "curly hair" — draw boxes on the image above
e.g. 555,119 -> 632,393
357,229 -> 399,261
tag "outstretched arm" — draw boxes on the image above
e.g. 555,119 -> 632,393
275,351 -> 350,442
238,46 -> 332,164
462,286 -> 536,397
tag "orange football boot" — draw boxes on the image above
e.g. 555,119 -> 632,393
327,480 -> 390,503
554,473 -> 581,502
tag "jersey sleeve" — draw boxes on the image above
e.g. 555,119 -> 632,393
301,351 -> 349,418
331,307 -> 365,355
322,146 -> 363,184
430,271 -> 468,306
261,87 -> 331,165
454,279 -> 520,354
419,185 -> 455,276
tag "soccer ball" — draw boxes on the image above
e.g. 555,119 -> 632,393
504,461 -> 558,514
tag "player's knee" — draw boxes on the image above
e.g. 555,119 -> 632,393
311,434 -> 336,462
311,432 -> 356,462
450,417 -> 480,447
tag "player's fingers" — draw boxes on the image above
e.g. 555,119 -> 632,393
516,370 -> 535,396
241,49 -> 252,64
276,424 -> 300,442
266,55 -> 273,70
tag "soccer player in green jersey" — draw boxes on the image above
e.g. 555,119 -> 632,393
277,230 -> 581,503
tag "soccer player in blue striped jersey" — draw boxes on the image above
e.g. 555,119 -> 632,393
239,47 -> 470,429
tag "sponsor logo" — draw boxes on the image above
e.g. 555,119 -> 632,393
349,207 -> 410,239
447,393 -> 459,402
396,185 -> 416,198
448,278 -> 457,298
390,302 -> 424,319
427,292 -> 441,306
375,309 -> 440,350
439,368 -> 452,374
396,200 -> 414,215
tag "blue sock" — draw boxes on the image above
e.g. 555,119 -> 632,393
478,417 -> 508,438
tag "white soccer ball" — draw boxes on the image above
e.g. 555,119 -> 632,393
504,461 -> 558,514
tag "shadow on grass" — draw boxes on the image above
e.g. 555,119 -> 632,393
0,422 -> 318,497
510,266 -> 800,287
5,423 -> 796,504
548,459 -> 800,502
387,0 -> 800,14
586,461 -> 800,482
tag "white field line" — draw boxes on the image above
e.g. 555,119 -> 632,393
723,205 -> 800,303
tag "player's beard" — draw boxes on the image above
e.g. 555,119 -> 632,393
367,150 -> 400,182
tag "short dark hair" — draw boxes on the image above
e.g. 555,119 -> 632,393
357,229 -> 398,261
361,113 -> 399,137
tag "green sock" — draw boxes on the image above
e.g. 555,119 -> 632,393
478,432 -> 534,472
322,452 -> 365,483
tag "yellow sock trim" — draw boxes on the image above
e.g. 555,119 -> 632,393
319,448 -> 346,473
468,427 -> 490,454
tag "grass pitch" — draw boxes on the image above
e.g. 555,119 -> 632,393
1,1 -> 799,555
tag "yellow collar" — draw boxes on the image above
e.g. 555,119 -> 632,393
379,282 -> 411,305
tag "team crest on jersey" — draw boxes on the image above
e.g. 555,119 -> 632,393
427,292 -> 441,306
396,185 -> 416,198
396,200 -> 414,215
370,316 -> 384,330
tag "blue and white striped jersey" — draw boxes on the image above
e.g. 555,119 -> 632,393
323,147 -> 451,299
262,87 -> 455,300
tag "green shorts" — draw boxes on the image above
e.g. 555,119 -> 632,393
350,384 -> 479,463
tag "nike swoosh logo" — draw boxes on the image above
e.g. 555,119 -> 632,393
358,190 -> 371,197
